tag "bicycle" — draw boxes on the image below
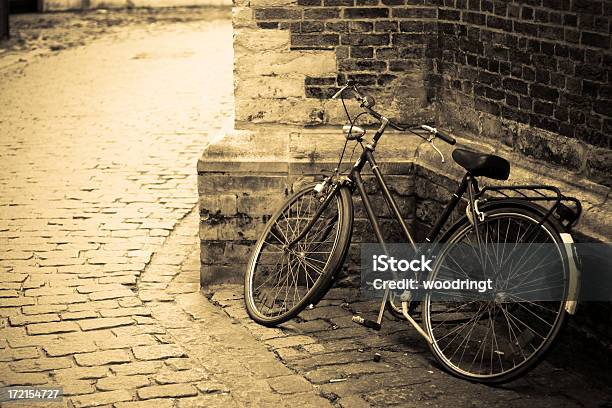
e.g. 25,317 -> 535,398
244,80 -> 582,384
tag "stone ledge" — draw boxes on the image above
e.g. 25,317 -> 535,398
198,125 -> 611,286
414,127 -> 611,243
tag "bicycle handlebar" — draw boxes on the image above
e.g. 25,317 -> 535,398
334,82 -> 457,145
433,129 -> 456,145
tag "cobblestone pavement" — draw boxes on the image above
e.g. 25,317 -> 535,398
212,284 -> 612,408
0,11 -> 308,407
0,7 -> 230,72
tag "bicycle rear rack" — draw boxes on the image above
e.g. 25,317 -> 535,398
476,185 -> 582,230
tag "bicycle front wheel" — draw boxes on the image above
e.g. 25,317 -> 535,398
423,207 -> 569,384
244,183 -> 353,326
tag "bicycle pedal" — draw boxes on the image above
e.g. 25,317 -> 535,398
352,315 -> 381,331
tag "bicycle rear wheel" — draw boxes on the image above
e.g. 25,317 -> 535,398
244,183 -> 353,326
423,207 -> 569,383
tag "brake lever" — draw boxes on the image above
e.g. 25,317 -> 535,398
332,85 -> 348,100
428,137 -> 445,163
332,85 -> 347,99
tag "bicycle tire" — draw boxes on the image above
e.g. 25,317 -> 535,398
244,183 -> 353,326
422,206 -> 570,384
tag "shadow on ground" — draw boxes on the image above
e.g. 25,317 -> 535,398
210,285 -> 612,408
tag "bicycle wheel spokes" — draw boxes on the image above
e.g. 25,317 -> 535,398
249,187 -> 342,320
425,211 -> 568,381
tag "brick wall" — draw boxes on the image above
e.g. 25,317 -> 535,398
237,0 -> 611,187
436,0 -> 612,187
234,0 -> 438,125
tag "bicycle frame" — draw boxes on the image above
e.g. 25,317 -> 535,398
282,119 -> 478,339
347,136 -> 475,341
350,147 -> 473,246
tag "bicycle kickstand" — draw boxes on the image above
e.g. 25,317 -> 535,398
352,287 -> 389,331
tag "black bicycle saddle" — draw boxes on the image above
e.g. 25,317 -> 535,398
452,149 -> 510,180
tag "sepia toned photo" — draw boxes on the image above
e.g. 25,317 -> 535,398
0,0 -> 611,406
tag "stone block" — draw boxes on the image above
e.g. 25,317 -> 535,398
235,75 -> 305,100
267,374 -> 313,394
96,374 -> 151,391
201,264 -> 246,285
10,357 -> 72,372
515,127 -> 585,171
199,194 -> 237,216
132,344 -> 186,360
43,341 -> 97,357
234,28 -> 291,52
77,317 -> 134,331
235,50 -> 336,77
198,174 -> 287,194
9,313 -> 61,326
235,98 -> 327,125
110,361 -> 162,376
26,321 -> 79,335
236,194 -> 285,217
233,7 -> 254,29
62,379 -> 96,396
54,366 -> 109,381
200,241 -> 253,265
199,216 -> 263,241
0,372 -> 49,386
115,399 -> 174,408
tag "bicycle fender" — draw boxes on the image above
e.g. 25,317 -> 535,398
560,233 -> 580,315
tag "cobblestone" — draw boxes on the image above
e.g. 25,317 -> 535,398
95,334 -> 156,350
268,375 -> 313,394
26,321 -> 80,335
61,311 -> 98,320
77,317 -> 134,331
71,389 -> 132,408
54,366 -> 109,381
9,357 -> 73,372
131,345 -> 186,361
96,374 -> 151,391
137,383 -> 198,399
9,313 -> 61,326
0,346 -> 39,361
0,371 -> 49,386
153,368 -> 208,384
213,282 -> 612,407
115,399 -> 175,408
74,350 -> 132,367
62,380 -> 96,396
99,307 -> 150,318
110,361 -> 162,376
43,341 -> 97,357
